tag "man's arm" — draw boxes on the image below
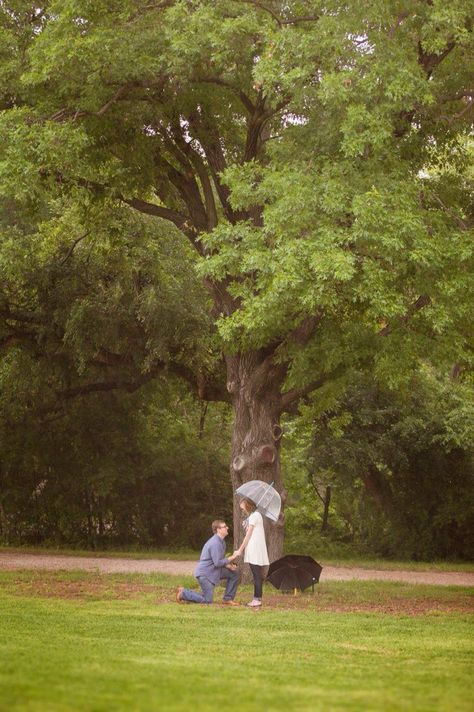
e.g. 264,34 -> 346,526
209,539 -> 231,569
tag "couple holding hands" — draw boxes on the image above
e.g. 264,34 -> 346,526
176,497 -> 268,608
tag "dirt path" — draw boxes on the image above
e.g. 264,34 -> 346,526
0,552 -> 473,586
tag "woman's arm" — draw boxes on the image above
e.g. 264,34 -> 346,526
234,525 -> 254,557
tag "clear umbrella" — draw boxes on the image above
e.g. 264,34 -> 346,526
235,480 -> 281,522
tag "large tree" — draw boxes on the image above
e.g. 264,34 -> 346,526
1,0 -> 473,557
282,371 -> 474,559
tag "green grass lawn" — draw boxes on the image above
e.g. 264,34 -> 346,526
0,545 -> 199,561
0,571 -> 472,711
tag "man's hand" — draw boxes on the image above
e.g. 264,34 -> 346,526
226,563 -> 238,571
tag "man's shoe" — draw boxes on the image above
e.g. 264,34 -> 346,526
176,586 -> 184,603
222,600 -> 240,606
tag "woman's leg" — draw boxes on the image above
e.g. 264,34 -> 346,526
249,564 -> 263,599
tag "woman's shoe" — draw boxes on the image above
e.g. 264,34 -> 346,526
247,599 -> 262,607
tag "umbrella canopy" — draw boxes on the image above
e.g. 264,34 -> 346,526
235,480 -> 281,522
266,555 -> 323,592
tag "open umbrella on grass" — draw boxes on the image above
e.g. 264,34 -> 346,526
266,554 -> 323,594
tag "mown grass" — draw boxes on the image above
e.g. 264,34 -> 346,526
0,545 -> 199,560
1,544 -> 473,572
0,571 -> 472,711
0,570 -> 473,613
318,557 -> 474,572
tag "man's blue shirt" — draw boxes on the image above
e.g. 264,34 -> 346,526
194,533 -> 230,585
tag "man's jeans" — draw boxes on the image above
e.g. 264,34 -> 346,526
181,568 -> 239,604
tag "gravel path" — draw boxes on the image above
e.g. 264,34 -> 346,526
1,552 -> 473,586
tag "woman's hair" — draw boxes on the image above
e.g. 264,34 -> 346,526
241,498 -> 257,514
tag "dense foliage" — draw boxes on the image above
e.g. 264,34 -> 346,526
0,1 -> 473,557
0,200 -> 232,548
283,373 -> 474,559
0,380 -> 233,549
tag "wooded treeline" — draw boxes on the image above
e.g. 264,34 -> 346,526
0,208 -> 471,557
0,1 -> 473,559
0,210 -> 234,548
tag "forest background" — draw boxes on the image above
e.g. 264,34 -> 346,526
0,0 -> 473,562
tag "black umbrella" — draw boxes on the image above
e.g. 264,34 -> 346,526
266,554 -> 323,593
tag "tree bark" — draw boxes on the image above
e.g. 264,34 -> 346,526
0,501 -> 8,545
225,351 -> 286,566
321,485 -> 331,533
361,467 -> 394,515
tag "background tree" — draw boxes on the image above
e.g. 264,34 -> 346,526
0,201 -> 233,547
0,0 -> 473,557
282,372 -> 474,560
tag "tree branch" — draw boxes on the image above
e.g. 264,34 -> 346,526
443,97 -> 474,125
56,376 -> 155,400
62,172 -> 199,241
232,0 -> 319,26
122,196 -> 192,232
74,84 -> 132,120
167,122 -> 218,229
280,369 -> 344,414
386,11 -> 410,38
92,348 -> 230,403
126,0 -> 175,23
281,15 -> 319,25
433,195 -> 469,229
153,147 -> 209,233
233,0 -> 283,27
378,294 -> 432,337
48,84 -> 135,123
0,308 -> 43,325
186,111 -> 240,223
58,232 -> 90,265
418,39 -> 456,78
287,314 -> 324,346
0,331 -> 38,349
244,314 -> 325,398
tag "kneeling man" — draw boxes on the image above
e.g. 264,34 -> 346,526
176,520 -> 239,606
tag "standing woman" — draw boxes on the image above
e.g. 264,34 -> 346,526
234,497 -> 269,608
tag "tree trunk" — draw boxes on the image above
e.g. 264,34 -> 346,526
226,352 -> 286,566
0,500 -> 8,545
361,467 -> 394,515
83,488 -> 95,550
321,485 -> 331,533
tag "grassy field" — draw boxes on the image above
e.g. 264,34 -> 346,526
0,545 -> 199,561
0,570 -> 472,711
1,545 -> 473,571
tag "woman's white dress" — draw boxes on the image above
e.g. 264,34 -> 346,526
244,511 -> 269,566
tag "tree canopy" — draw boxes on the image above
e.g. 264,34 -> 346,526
0,0 -> 473,557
